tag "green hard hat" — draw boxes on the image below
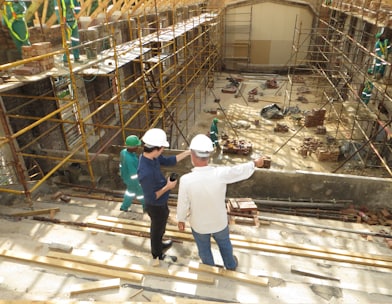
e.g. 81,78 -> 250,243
213,118 -> 219,123
376,32 -> 382,39
125,135 -> 141,147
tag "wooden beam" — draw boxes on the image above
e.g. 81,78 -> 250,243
69,278 -> 120,295
97,216 -> 392,264
47,251 -> 215,285
76,0 -> 94,17
25,0 -> 44,23
0,249 -> 143,282
91,217 -> 392,269
41,0 -> 49,25
11,207 -> 60,217
89,0 -> 112,19
188,261 -> 269,287
45,13 -> 58,28
107,0 -> 124,18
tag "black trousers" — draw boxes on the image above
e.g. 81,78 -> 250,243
146,204 -> 169,259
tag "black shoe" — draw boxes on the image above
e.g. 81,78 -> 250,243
232,255 -> 239,271
162,240 -> 172,252
120,207 -> 129,212
159,254 -> 177,262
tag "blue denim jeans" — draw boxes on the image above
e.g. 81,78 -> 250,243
191,225 -> 237,270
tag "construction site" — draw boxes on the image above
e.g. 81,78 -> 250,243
1,0 -> 392,302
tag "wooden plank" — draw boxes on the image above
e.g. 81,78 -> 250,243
230,239 -> 392,270
89,0 -> 112,18
188,261 -> 269,286
10,208 -> 60,217
229,198 -> 239,210
290,265 -> 340,282
69,278 -> 120,295
0,249 -> 143,282
107,0 -> 124,18
47,251 -> 215,285
41,0 -> 48,25
237,200 -> 257,211
150,295 -> 229,304
94,217 -> 392,265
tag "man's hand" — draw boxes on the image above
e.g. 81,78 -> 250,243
178,221 -> 185,231
254,157 -> 265,168
166,177 -> 177,190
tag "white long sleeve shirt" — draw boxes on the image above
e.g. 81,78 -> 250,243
176,161 -> 256,234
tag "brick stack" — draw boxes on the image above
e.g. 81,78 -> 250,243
0,25 -> 16,52
226,198 -> 259,226
316,125 -> 327,134
274,123 -> 289,132
316,146 -> 340,161
304,109 -> 326,127
298,137 -> 322,157
14,42 -> 54,76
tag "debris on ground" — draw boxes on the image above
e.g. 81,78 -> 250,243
297,86 -> 311,94
203,108 -> 219,114
315,125 -> 327,134
304,108 -> 326,127
260,103 -> 284,119
266,78 -> 278,89
221,77 -> 241,93
297,96 -> 309,103
274,123 -> 289,132
222,138 -> 252,155
232,120 -> 252,129
298,137 -> 323,157
283,105 -> 301,115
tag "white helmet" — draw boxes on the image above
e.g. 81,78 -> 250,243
190,134 -> 214,156
142,128 -> 170,147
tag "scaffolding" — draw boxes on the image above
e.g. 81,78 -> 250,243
0,1 -> 223,203
283,0 -> 392,177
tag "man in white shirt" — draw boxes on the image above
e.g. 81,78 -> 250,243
176,134 -> 265,270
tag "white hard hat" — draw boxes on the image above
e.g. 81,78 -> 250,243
190,134 -> 214,156
142,128 -> 169,147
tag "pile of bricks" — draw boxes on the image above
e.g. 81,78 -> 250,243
222,138 -> 252,155
13,42 -> 54,76
316,146 -> 340,161
316,125 -> 327,134
304,109 -> 326,127
226,198 -> 259,226
298,137 -> 322,157
274,123 -> 289,132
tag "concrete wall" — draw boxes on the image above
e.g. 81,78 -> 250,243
46,147 -> 392,208
227,169 -> 392,208
136,150 -> 392,208
224,1 -> 313,71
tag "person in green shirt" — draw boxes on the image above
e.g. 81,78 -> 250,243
54,0 -> 83,65
119,135 -> 145,212
2,1 -> 31,58
209,118 -> 220,149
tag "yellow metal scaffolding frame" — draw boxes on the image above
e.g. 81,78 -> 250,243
0,1 -> 223,204
282,0 -> 392,177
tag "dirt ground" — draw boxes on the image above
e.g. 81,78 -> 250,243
191,73 -> 390,178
